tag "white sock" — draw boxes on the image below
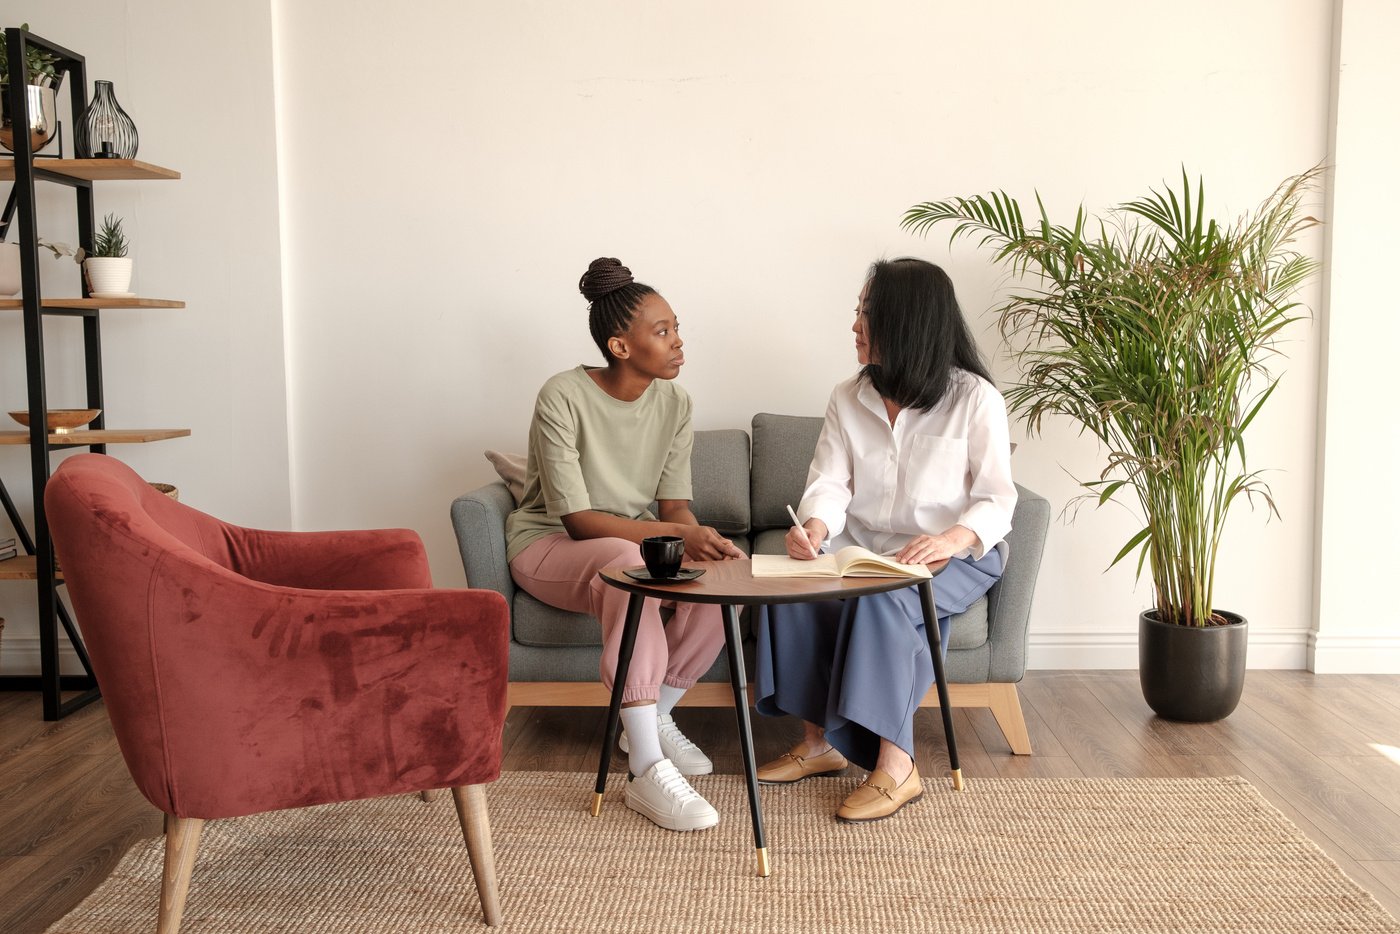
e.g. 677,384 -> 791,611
621,704 -> 663,775
657,684 -> 687,718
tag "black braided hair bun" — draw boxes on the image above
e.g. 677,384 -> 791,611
579,257 -> 635,303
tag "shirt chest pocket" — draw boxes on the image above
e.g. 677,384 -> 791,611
904,434 -> 968,503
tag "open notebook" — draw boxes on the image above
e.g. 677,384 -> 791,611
751,546 -> 931,579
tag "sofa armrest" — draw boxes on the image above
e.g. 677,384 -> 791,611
451,482 -> 517,604
984,482 -> 1051,682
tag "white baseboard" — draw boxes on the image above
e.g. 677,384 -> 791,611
1028,628 -> 1314,670
1028,630 -> 1138,669
0,635 -> 88,677
1308,632 -> 1400,673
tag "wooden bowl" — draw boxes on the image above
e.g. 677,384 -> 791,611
8,408 -> 102,434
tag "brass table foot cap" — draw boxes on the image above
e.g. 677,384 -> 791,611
756,847 -> 771,877
589,792 -> 603,817
951,768 -> 965,791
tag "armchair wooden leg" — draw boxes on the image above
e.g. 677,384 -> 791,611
452,784 -> 502,926
420,789 -> 443,803
158,816 -> 204,934
988,682 -> 1033,755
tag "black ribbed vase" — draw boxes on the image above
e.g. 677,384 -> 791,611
1138,609 -> 1248,722
75,79 -> 138,159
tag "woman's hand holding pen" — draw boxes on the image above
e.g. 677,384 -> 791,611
785,514 -> 828,560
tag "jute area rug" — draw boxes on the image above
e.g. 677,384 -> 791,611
49,772 -> 1399,933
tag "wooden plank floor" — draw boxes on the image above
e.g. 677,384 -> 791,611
2,670 -> 1399,932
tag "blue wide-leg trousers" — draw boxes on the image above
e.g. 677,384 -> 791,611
755,549 -> 1003,771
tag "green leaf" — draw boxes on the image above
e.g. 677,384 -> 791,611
1109,526 -> 1152,569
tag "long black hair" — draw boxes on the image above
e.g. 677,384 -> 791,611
579,257 -> 657,361
860,257 -> 992,410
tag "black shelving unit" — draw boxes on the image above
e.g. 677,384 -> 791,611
2,25 -> 185,720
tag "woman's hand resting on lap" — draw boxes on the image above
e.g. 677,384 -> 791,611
895,525 -> 978,565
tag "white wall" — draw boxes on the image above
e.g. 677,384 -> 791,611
273,0 -> 1334,668
0,3 -> 291,674
8,0 -> 1385,675
1311,0 -> 1400,672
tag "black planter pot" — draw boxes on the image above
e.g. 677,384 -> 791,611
1138,609 -> 1248,722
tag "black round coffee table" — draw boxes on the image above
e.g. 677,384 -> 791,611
593,557 -> 957,877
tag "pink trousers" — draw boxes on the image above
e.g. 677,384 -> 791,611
509,533 -> 726,704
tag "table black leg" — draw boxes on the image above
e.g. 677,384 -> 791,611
592,593 -> 646,816
918,579 -> 964,791
722,604 -> 770,877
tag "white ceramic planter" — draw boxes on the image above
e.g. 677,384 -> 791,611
0,243 -> 20,296
84,256 -> 133,296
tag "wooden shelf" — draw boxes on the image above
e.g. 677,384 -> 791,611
0,428 -> 190,446
0,297 -> 185,311
0,556 -> 63,581
0,158 -> 180,181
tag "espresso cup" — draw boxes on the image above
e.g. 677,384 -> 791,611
641,535 -> 685,578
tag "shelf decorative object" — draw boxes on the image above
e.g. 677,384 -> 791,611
0,23 -> 63,154
75,78 -> 137,159
1,82 -> 59,153
8,408 -> 102,433
82,212 -> 132,296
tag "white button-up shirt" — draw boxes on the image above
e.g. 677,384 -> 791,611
798,370 -> 1018,561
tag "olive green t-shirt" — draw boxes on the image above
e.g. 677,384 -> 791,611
505,366 -> 694,563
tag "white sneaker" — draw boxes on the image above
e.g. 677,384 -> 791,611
625,758 -> 720,832
619,713 -> 714,775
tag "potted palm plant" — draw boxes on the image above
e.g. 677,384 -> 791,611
902,167 -> 1321,721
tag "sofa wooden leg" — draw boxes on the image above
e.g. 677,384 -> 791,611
420,789 -> 442,803
988,682 -> 1033,755
452,784 -> 502,926
158,816 -> 203,934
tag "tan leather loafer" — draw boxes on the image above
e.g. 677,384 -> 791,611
835,765 -> 924,823
756,744 -> 849,785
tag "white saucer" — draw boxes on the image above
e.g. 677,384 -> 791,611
89,291 -> 136,298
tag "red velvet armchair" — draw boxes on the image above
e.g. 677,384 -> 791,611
44,453 -> 510,931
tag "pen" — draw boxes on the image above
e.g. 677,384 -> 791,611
786,504 -> 820,559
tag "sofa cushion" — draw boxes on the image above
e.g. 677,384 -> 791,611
689,429 -> 751,534
650,429 -> 750,534
750,413 -> 823,530
483,450 -> 527,504
949,597 -> 988,650
513,592 -> 599,648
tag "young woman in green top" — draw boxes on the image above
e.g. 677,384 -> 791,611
506,257 -> 743,833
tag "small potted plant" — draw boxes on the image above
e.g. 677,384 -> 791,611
0,23 -> 64,153
83,213 -> 133,297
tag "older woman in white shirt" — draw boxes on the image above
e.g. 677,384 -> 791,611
754,257 -> 1017,824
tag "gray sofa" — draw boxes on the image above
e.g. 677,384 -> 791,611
451,413 -> 1049,754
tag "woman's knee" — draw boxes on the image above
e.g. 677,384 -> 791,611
594,537 -> 642,566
